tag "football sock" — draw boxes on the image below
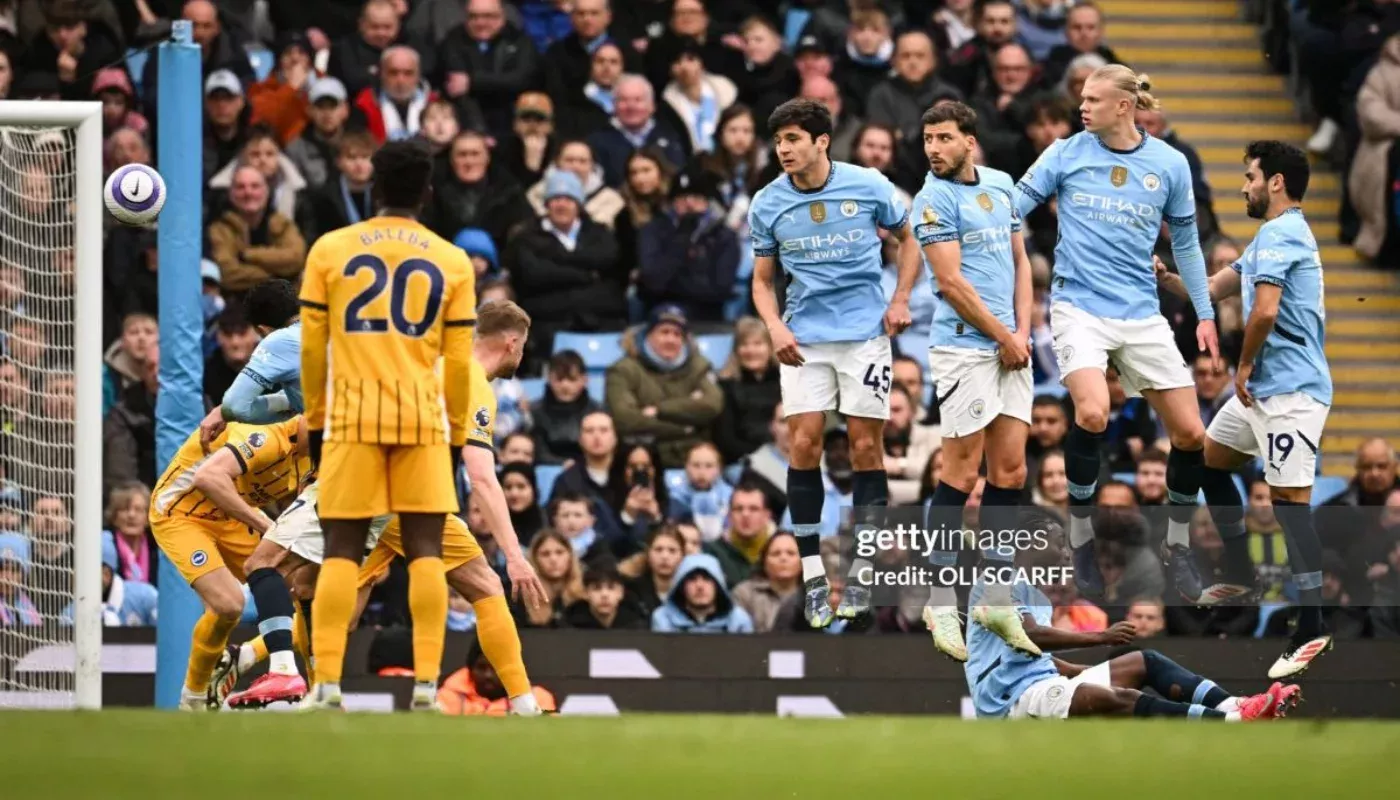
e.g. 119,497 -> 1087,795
310,557 -> 359,685
1133,693 -> 1226,719
472,595 -> 531,699
247,568 -> 297,676
1142,649 -> 1230,708
185,609 -> 239,694
298,598 -> 315,682
788,467 -> 826,582
1200,467 -> 1255,580
1166,447 -> 1205,548
238,635 -> 268,672
1274,500 -> 1325,637
849,470 -> 888,587
926,482 -> 970,607
978,482 -> 1022,565
1064,424 -> 1103,548
407,557 -> 448,685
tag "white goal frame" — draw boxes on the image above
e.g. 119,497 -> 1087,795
0,101 -> 104,709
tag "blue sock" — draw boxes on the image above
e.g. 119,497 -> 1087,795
1133,693 -> 1226,719
1142,649 -> 1230,707
850,469 -> 887,574
979,482 -> 1023,564
1165,447 -> 1205,547
926,481 -> 969,568
1063,423 -> 1102,547
247,567 -> 295,657
788,466 -> 825,565
1274,499 -> 1325,637
1200,467 -> 1254,580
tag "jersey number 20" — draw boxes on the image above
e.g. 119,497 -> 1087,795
343,255 -> 444,337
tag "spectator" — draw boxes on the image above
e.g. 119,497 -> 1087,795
615,146 -> 677,279
798,74 -> 860,163
1058,52 -> 1106,127
643,0 -> 745,92
1028,394 -> 1069,480
519,528 -> 583,628
542,0 -> 638,105
563,561 -> 648,629
526,140 -> 626,229
1371,536 -> 1400,637
202,309 -> 259,406
620,524 -> 685,616
24,495 -> 74,619
22,5 -> 122,101
587,74 -> 688,189
885,383 -> 940,506
104,127 -> 151,176
0,46 -> 12,99
561,41 -> 625,140
1349,32 -> 1400,263
663,40 -> 740,156
1125,596 -> 1166,638
498,431 -> 537,465
148,0 -> 254,140
650,551 -> 754,633
548,490 -> 614,567
867,30 -> 962,153
1094,486 -> 1167,606
889,356 -> 927,421
427,131 -> 530,249
703,483 -> 775,588
0,533 -> 39,626
500,463 -> 545,543
669,441 -> 733,540
698,104 -> 766,226
945,0 -> 1017,98
737,402 -> 792,517
352,46 -> 453,144
552,410 -> 628,539
610,442 -> 670,547
247,32 -> 317,147
329,0 -> 408,99
285,78 -> 352,190
1042,567 -> 1107,633
1030,448 -> 1064,512
507,169 -> 626,370
1245,478 -> 1291,603
80,532 -> 158,626
1330,438 -> 1399,508
971,42 -> 1037,164
101,223 -> 160,343
736,15 -> 798,139
92,68 -> 147,139
712,317 -> 780,465
792,33 -> 834,86
605,304 -> 724,469
102,352 -> 158,496
637,164 -> 741,321
532,350 -> 602,465
302,130 -> 377,243
730,530 -> 801,633
206,165 -> 308,294
415,98 -> 462,156
439,0 -> 541,141
1043,1 -> 1121,87
103,312 -> 156,415
436,638 -> 557,715
1135,447 -> 1168,508
1189,352 -> 1231,429
835,8 -> 895,121
1137,106 -> 1216,242
209,124 -> 310,223
931,0 -> 978,64
202,69 -> 251,186
495,92 -> 559,188
455,228 -> 502,282
1015,0 -> 1068,62
849,123 -> 910,202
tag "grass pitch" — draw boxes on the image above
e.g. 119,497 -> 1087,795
2,710 -> 1395,798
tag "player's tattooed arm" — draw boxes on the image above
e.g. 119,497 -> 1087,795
751,255 -> 803,366
192,447 -> 273,535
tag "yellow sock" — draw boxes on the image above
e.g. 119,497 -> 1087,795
185,610 -> 238,693
246,635 -> 269,665
472,595 -> 531,698
292,601 -> 315,684
407,557 -> 447,684
310,558 -> 359,685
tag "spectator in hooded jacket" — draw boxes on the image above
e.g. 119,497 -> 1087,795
650,552 -> 754,632
587,74 -> 689,189
526,140 -> 626,229
508,170 -> 626,371
453,228 -> 501,283
439,0 -> 542,141
636,165 -> 741,322
286,78 -> 352,191
605,305 -> 724,469
532,350 -> 602,465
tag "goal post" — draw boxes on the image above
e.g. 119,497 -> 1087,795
0,101 -> 104,709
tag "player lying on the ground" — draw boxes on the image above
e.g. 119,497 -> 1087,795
1157,140 -> 1333,679
962,511 -> 1299,721
147,416 -> 310,710
909,101 -> 1037,662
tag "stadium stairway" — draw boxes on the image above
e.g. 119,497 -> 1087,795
1101,0 -> 1400,477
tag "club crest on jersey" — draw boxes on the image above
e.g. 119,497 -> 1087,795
977,193 -> 993,212
191,550 -> 208,567
474,406 -> 491,428
1143,173 -> 1161,191
840,200 -> 858,217
247,432 -> 266,448
922,206 -> 939,225
809,201 -> 826,223
1110,166 -> 1128,188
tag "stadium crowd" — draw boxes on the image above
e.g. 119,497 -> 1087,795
0,0 -> 1397,648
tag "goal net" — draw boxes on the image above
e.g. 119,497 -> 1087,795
0,104 -> 104,710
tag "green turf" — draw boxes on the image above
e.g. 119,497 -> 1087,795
3,710 -> 1395,797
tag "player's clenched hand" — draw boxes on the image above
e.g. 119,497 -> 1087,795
1098,621 -> 1137,646
998,331 -> 1031,370
883,299 -> 913,336
1196,320 -> 1221,367
1152,255 -> 1169,282
508,556 -> 549,609
1234,362 -> 1255,408
199,406 -> 227,453
770,323 -> 804,366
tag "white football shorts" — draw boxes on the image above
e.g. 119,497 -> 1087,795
780,335 -> 892,420
1009,660 -> 1112,719
929,345 -> 1033,439
1050,302 -> 1193,398
263,482 -> 390,565
1206,392 -> 1329,488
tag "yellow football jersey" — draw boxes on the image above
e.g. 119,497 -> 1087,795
150,419 -> 308,522
299,217 -> 477,447
465,357 -> 497,451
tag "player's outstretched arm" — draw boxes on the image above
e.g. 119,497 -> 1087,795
463,445 -> 548,608
1020,614 -> 1136,652
222,372 -> 295,424
1154,255 -> 1241,303
192,447 -> 273,535
751,254 -> 803,366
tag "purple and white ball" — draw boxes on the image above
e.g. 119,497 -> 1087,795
103,164 -> 166,226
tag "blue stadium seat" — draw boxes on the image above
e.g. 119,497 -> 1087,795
723,463 -> 745,486
587,373 -> 606,404
518,377 -> 546,403
552,331 -> 626,371
693,333 -> 734,365
246,46 -> 275,82
895,331 -> 930,372
535,464 -> 563,505
664,468 -> 686,493
1311,475 -> 1348,507
1032,383 -> 1067,399
1111,472 -> 1136,486
125,49 -> 148,96
1254,602 -> 1289,638
922,382 -> 934,408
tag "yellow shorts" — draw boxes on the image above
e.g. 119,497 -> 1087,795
356,514 -> 482,589
318,441 -> 458,518
151,515 -> 260,584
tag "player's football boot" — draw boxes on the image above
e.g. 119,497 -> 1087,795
179,688 -> 211,712
1268,632 -> 1333,679
206,643 -> 242,710
1194,579 -> 1258,607
228,672 -> 308,709
921,606 -> 968,662
970,604 -> 1041,657
1072,539 -> 1104,599
1264,682 -> 1302,718
835,582 -> 871,620
1163,544 -> 1204,604
298,682 -> 343,711
1235,684 -> 1281,721
803,576 -> 834,629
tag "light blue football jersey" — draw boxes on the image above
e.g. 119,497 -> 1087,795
230,322 -> 304,419
913,166 -> 1021,350
965,579 -> 1059,718
1015,131 -> 1198,320
749,162 -> 909,344
1231,208 -> 1332,406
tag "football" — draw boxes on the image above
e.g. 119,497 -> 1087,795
103,163 -> 166,226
